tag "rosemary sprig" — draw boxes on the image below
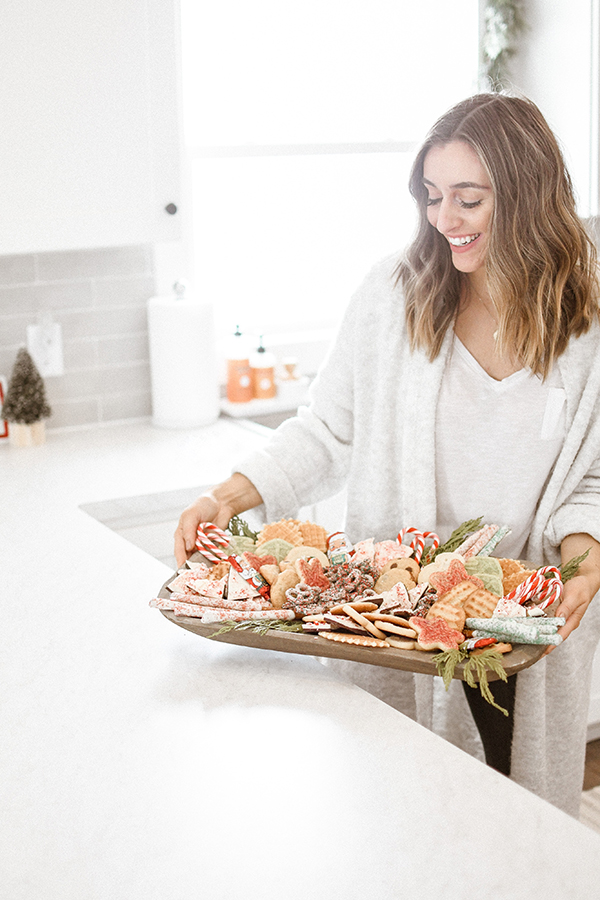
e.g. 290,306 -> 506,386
559,549 -> 591,583
208,619 -> 304,637
463,650 -> 509,716
434,648 -> 468,689
434,646 -> 509,715
422,517 -> 484,565
227,515 -> 260,542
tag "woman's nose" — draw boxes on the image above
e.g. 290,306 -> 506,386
435,198 -> 461,235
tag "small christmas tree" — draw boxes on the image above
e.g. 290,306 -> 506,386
2,347 -> 52,425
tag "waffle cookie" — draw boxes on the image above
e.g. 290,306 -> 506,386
256,519 -> 304,548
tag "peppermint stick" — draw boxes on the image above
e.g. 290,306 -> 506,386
463,524 -> 499,559
455,526 -> 490,557
477,525 -> 511,557
473,628 -> 563,646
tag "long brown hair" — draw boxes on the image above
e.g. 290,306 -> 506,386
396,93 -> 600,377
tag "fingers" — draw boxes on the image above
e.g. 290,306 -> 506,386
173,493 -> 224,567
540,577 -> 593,654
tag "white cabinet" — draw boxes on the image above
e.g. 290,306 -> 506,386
0,0 -> 181,255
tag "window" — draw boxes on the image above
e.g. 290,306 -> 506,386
181,0 -> 479,339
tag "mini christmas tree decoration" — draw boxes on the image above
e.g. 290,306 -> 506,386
2,347 -> 52,447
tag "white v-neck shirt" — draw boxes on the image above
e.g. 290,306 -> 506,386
435,336 -> 567,559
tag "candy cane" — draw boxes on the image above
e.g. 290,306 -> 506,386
195,522 -> 230,563
195,522 -> 273,598
397,528 -> 439,565
504,566 -> 563,611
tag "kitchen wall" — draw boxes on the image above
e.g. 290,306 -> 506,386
0,245 -> 156,429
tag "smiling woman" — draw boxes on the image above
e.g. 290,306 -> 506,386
180,0 -> 480,338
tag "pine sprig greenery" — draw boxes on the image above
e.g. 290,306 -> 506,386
434,648 -> 469,690
434,646 -> 509,715
559,549 -> 591,583
208,619 -> 304,637
463,650 -> 509,716
482,0 -> 528,91
227,515 -> 260,542
422,517 -> 483,566
2,347 -> 51,425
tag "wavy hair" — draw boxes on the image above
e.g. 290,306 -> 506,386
396,93 -> 600,377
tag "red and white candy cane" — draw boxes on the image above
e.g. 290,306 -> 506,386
397,528 -> 440,565
195,522 -> 230,563
504,566 -> 563,611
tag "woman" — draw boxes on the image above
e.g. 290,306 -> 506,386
175,93 -> 600,817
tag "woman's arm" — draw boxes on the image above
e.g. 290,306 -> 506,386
174,473 -> 263,567
544,532 -> 600,655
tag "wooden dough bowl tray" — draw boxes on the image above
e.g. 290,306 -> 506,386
158,579 -> 545,682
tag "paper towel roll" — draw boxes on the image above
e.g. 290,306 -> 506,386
147,291 -> 220,428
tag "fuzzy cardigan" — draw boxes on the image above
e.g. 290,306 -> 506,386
236,253 -> 600,816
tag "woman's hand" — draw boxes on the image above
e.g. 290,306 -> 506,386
173,473 -> 263,568
543,532 -> 600,656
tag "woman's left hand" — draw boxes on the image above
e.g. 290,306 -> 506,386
543,532 -> 600,656
543,576 -> 596,655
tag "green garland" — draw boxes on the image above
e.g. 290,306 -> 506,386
481,0 -> 528,91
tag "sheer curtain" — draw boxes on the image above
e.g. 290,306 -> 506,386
181,0 -> 479,338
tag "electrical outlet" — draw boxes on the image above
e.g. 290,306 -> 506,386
27,321 -> 64,377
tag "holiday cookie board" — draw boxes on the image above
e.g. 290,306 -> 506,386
156,581 -> 545,680
150,516 -> 577,686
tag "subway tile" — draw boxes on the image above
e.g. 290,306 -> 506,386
97,332 -> 150,366
0,254 -> 36,286
36,245 -> 153,282
0,347 -> 20,379
46,398 -> 101,429
0,315 -> 31,347
92,275 -> 155,307
0,281 -> 95,316
61,306 -> 148,341
0,243 -> 159,428
45,361 -> 150,402
98,362 -> 151,395
62,338 -> 100,371
45,370 -> 103,402
100,390 -> 152,422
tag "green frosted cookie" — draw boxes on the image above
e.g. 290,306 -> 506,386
465,557 -> 504,596
255,538 -> 294,563
227,535 -> 257,556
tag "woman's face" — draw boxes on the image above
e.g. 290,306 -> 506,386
422,140 -> 494,276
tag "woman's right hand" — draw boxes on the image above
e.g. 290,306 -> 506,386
173,473 -> 263,568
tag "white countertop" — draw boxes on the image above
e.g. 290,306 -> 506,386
2,419 -> 600,899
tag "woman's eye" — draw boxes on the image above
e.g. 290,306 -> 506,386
426,197 -> 441,207
459,199 -> 483,209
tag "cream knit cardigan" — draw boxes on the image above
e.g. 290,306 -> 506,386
237,253 -> 600,816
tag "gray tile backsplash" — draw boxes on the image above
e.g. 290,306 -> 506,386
0,245 -> 155,428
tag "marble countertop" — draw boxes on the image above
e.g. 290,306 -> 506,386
2,419 -> 600,899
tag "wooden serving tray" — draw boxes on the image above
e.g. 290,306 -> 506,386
157,578 -> 546,682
